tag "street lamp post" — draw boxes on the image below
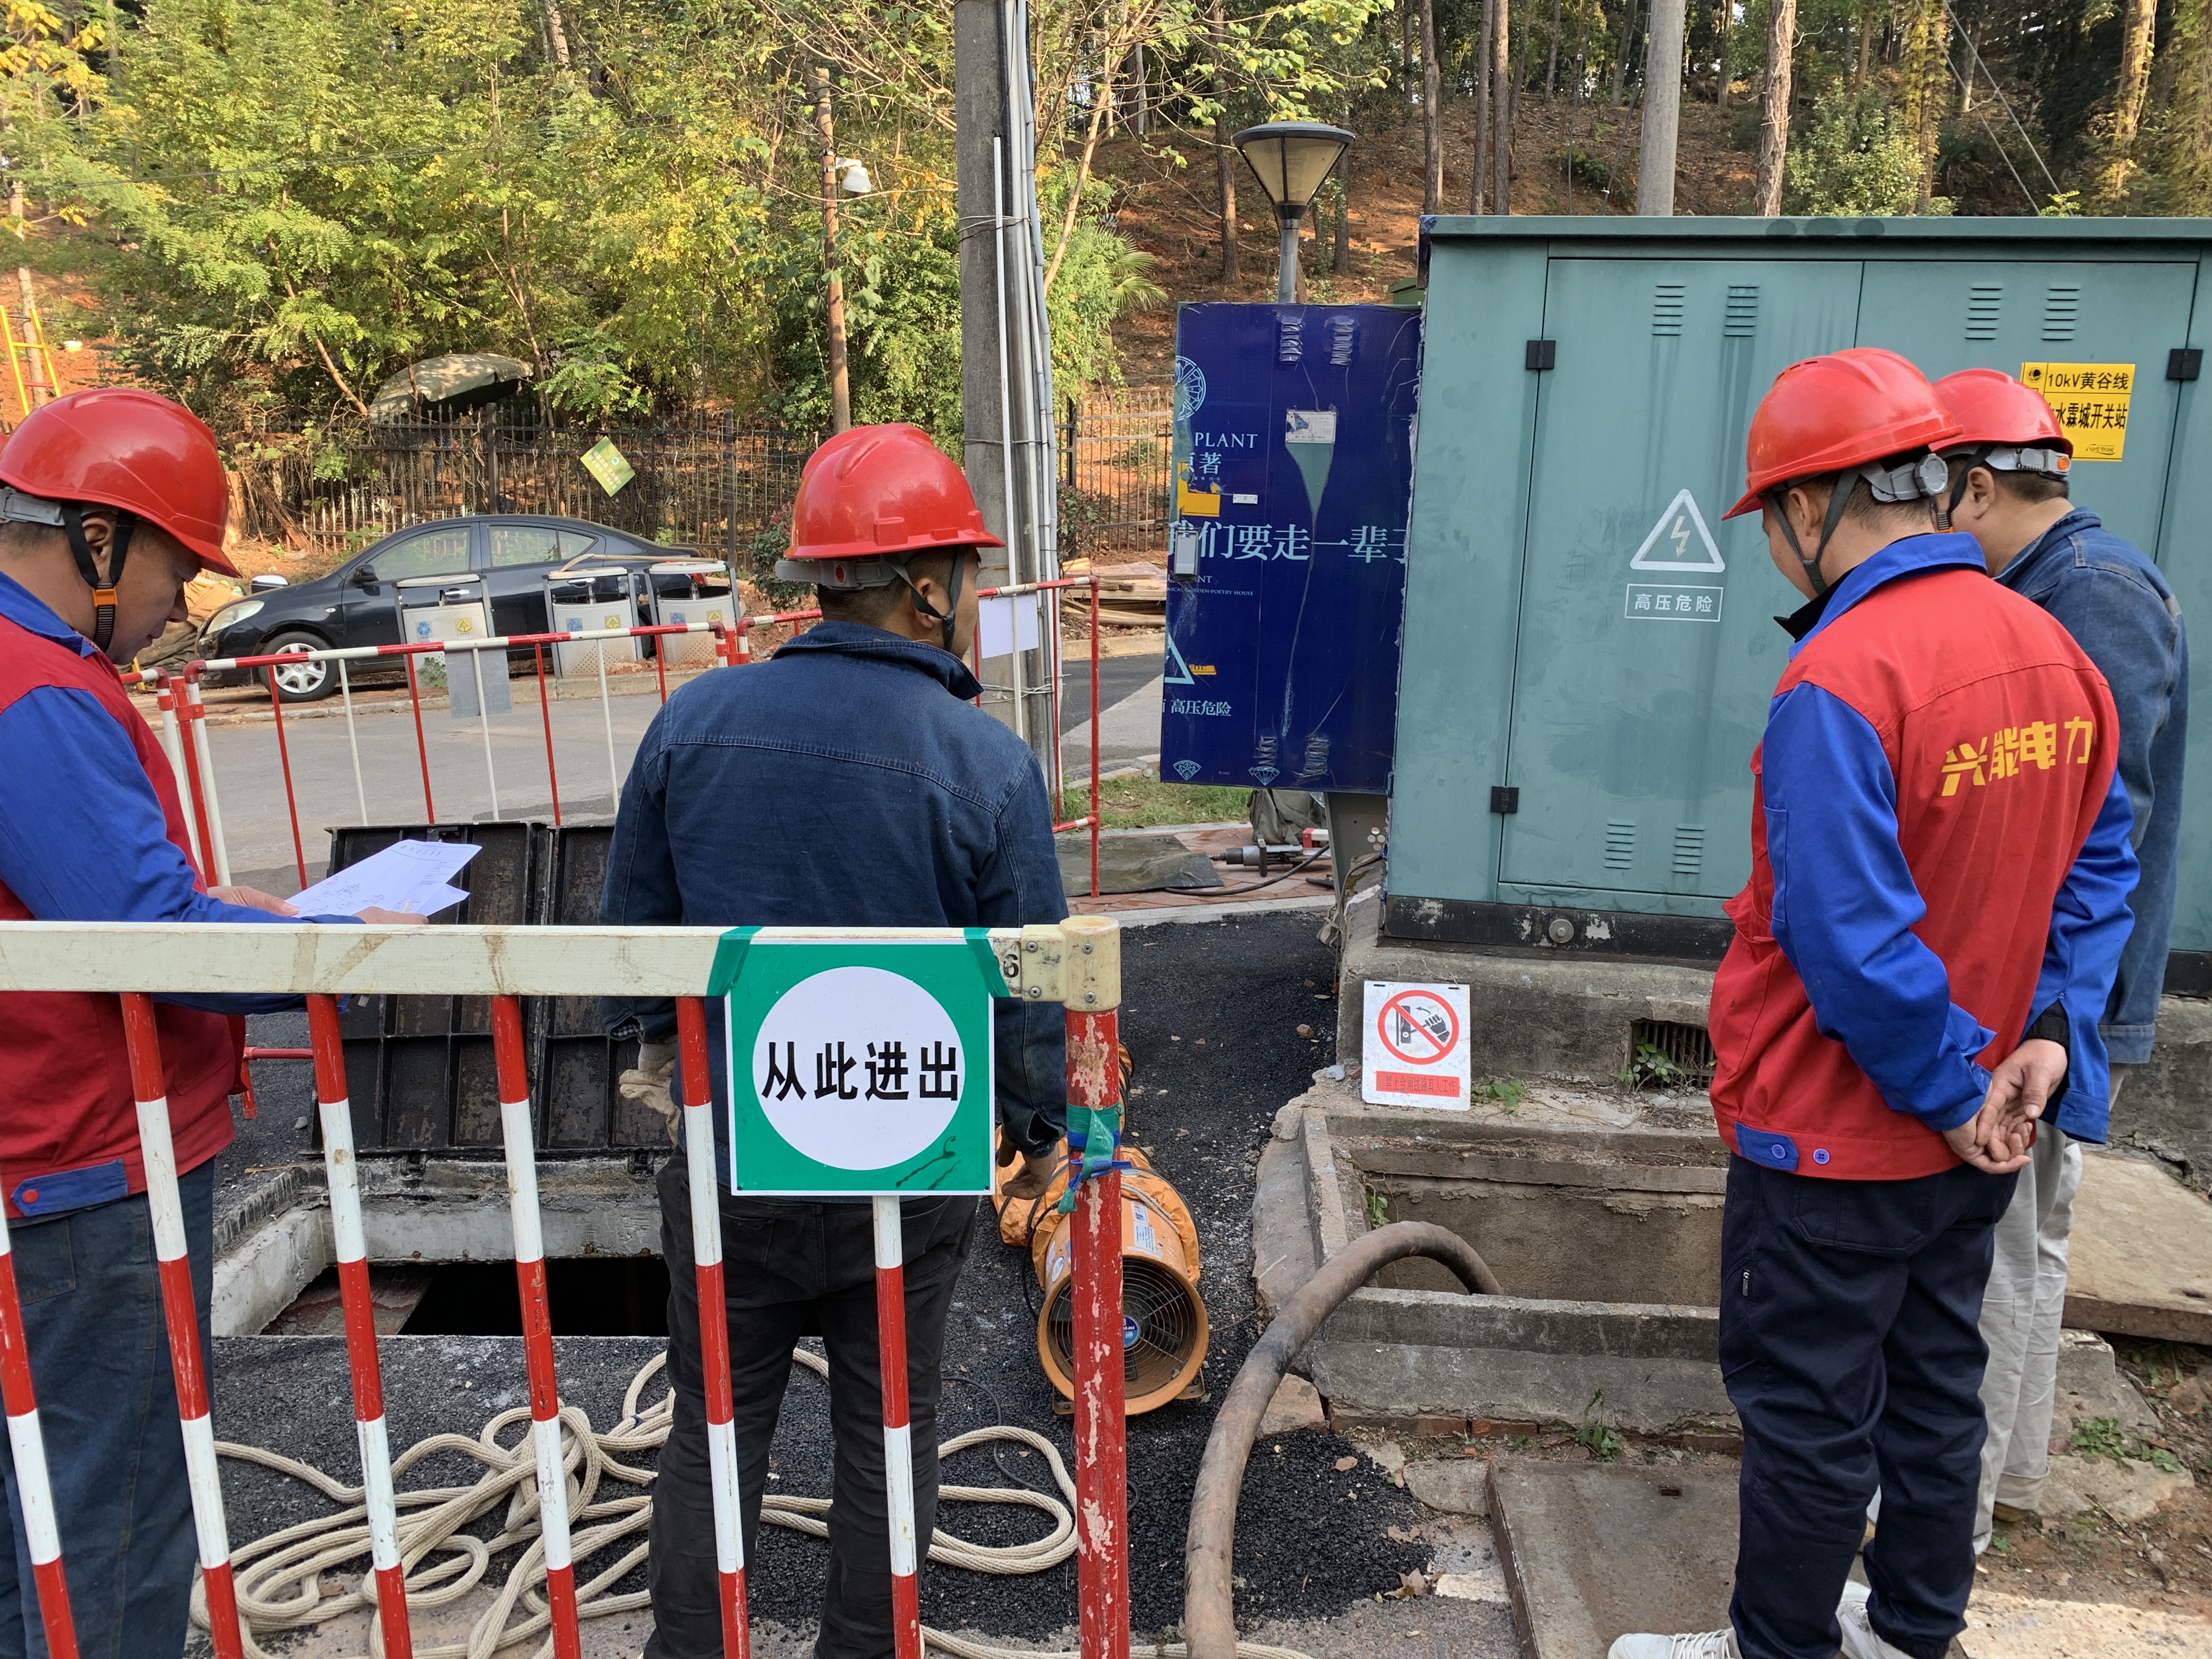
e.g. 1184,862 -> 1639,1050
1232,121 -> 1355,304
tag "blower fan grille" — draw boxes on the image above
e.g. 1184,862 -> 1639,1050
1043,1255 -> 1204,1403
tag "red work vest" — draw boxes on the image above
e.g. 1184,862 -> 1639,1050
1709,568 -> 2119,1181
0,614 -> 239,1219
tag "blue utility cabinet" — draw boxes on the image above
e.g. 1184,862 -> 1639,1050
1159,302 -> 1422,794
1386,217 -> 2211,984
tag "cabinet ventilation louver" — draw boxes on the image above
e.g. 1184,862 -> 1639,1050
1653,284 -> 1686,337
1966,284 -> 2002,342
1724,286 -> 1759,338
1604,820 -> 1637,870
2042,284 -> 2081,343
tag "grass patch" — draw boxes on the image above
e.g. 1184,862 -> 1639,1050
1057,775 -> 1250,830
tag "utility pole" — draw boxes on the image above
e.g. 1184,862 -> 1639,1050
808,67 -> 852,432
952,0 -> 1040,763
9,181 -> 49,410
1637,0 -> 1685,213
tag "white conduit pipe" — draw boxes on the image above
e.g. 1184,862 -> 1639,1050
467,646 -> 502,822
202,1351 -> 1311,1659
337,658 -> 369,826
183,679 -> 234,885
596,647 -> 620,807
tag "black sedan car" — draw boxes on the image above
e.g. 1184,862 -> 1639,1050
195,515 -> 730,701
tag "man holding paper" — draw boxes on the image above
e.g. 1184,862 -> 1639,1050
602,424 -> 1068,1659
0,390 -> 421,1658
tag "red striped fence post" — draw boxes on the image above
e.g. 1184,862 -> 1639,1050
490,995 -> 585,1659
1062,915 -> 1130,1659
676,997 -> 752,1659
305,995 -> 414,1658
871,1195 -> 924,1659
0,1175 -> 80,1659
117,993 -> 247,1659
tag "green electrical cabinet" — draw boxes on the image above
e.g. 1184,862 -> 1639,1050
1387,218 -> 2211,991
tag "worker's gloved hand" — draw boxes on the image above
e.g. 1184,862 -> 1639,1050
619,1041 -> 680,1145
210,884 -> 299,916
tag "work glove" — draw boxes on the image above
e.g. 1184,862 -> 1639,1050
618,1041 -> 680,1146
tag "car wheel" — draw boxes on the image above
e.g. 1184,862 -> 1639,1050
262,633 -> 337,702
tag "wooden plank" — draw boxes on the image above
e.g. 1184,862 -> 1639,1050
0,923 -> 1042,998
2064,1149 -> 2212,1345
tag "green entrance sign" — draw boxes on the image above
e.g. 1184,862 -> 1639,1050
720,939 -> 1000,1195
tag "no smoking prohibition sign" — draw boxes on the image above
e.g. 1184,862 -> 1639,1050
1362,979 -> 1471,1108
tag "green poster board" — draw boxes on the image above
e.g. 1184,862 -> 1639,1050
721,940 -> 998,1195
580,437 -> 636,496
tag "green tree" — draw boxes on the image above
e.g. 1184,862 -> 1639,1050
1785,84 -> 1953,213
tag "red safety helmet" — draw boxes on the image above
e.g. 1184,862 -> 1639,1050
780,423 -> 1002,577
0,388 -> 235,572
775,424 -> 1000,652
1725,347 -> 1963,520
1932,368 -> 2072,483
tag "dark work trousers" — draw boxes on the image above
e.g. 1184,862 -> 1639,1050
1720,1154 -> 2016,1659
648,1158 -> 977,1659
0,1162 -> 215,1659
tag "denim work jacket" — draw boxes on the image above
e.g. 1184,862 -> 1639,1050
1998,508 -> 2190,1063
600,621 -> 1070,1175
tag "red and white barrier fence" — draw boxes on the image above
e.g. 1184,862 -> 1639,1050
0,919 -> 1129,1659
151,575 -> 1105,901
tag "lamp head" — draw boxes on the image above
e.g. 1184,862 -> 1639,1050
1232,121 -> 1355,218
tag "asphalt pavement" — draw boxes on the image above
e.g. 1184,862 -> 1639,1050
216,912 -> 1455,1646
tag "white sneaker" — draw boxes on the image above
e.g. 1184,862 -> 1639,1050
1606,1630 -> 1739,1659
1837,1580 -> 1911,1659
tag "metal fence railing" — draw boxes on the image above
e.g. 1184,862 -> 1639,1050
225,389 -> 1177,567
1060,383 -> 1172,565
230,411 -> 817,560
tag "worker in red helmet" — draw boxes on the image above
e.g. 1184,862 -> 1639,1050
1932,369 -> 2189,1557
1612,349 -> 2137,1659
0,388 -> 420,1656
600,424 -> 1068,1659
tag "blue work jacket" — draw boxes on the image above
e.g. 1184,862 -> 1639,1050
1997,509 -> 2189,1064
599,621 -> 1070,1179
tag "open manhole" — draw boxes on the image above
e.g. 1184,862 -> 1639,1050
265,1259 -> 671,1337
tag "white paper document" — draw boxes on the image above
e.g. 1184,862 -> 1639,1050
287,839 -> 481,918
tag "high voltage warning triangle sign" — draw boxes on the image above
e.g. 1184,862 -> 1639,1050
1630,489 -> 1726,573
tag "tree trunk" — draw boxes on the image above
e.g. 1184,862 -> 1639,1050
1854,0 -> 1875,87
2099,0 -> 2158,203
1133,43 -> 1149,134
1421,0 -> 1445,213
1494,0 -> 1515,213
2158,0 -> 2212,212
808,67 -> 851,432
1753,0 -> 1795,214
543,0 -> 572,68
8,182 -> 49,411
1475,0 -> 1496,210
1717,1 -> 1731,108
1638,0 -> 1685,212
1547,0 -> 1562,96
1212,0 -> 1238,281
1897,0 -> 1949,205
1611,0 -> 1641,105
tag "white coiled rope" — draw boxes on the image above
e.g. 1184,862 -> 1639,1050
196,1349 -> 1309,1659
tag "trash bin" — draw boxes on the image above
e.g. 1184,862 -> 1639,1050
646,559 -> 740,670
544,565 -> 644,678
394,574 -> 511,718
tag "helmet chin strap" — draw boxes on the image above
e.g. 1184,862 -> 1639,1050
894,551 -> 967,654
1764,477 -> 1861,599
59,504 -> 137,652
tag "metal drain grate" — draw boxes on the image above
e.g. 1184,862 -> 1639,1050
1629,1018 -> 1716,1082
